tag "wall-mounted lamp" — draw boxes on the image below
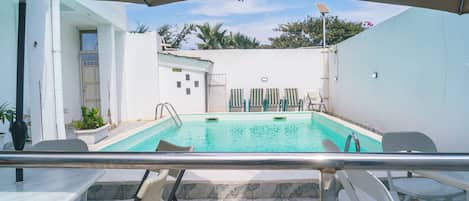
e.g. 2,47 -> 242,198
333,76 -> 339,81
261,77 -> 269,83
372,72 -> 379,79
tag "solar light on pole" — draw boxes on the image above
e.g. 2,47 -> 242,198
316,3 -> 330,48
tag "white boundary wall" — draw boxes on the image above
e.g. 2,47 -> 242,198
123,32 -> 160,120
329,8 -> 469,152
175,49 -> 326,111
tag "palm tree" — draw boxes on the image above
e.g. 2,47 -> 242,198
131,23 -> 150,33
196,23 -> 227,49
226,32 -> 260,49
158,24 -> 195,49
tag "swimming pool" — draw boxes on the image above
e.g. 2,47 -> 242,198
101,112 -> 382,152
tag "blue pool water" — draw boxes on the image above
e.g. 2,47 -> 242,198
102,114 -> 382,152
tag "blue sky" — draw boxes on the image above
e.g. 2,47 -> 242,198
126,0 -> 407,48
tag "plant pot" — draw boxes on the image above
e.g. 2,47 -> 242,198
0,133 -> 5,150
74,124 -> 110,145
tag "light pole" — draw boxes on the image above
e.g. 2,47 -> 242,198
316,3 -> 329,48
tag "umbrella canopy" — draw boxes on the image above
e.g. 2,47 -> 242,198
99,0 -> 184,6
362,0 -> 468,15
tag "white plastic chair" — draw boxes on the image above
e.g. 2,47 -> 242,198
382,132 -> 465,201
322,139 -> 398,201
339,170 -> 398,201
27,139 -> 88,152
305,90 -> 326,112
135,140 -> 193,201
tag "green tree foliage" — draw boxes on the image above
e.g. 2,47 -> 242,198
269,16 -> 364,48
225,32 -> 260,49
195,23 -> 228,50
0,102 -> 15,125
131,23 -> 151,33
195,23 -> 260,49
158,24 -> 195,49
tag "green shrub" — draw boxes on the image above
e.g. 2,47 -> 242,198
73,107 -> 105,130
0,102 -> 15,125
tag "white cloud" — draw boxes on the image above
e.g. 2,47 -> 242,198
224,16 -> 297,44
335,1 -> 408,25
189,0 -> 290,17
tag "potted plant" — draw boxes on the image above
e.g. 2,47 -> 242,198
73,107 -> 109,144
0,102 -> 15,147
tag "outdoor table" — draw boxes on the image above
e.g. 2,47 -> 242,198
414,170 -> 469,201
0,168 -> 103,201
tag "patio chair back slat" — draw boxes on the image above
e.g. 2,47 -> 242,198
250,88 -> 264,107
230,88 -> 244,108
266,88 -> 280,105
285,88 -> 299,106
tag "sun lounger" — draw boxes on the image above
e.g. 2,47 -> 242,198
264,88 -> 281,112
229,88 -> 246,112
248,88 -> 264,112
283,88 -> 303,111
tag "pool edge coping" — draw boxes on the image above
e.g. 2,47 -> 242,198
313,112 -> 383,142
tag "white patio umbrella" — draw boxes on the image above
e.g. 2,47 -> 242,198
98,0 -> 184,6
362,0 -> 468,15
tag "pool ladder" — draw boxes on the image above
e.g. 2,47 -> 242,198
155,103 -> 183,128
344,132 -> 361,152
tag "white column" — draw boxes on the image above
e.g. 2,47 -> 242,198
26,0 -> 66,143
97,24 -> 118,125
115,31 -> 126,122
50,0 -> 66,139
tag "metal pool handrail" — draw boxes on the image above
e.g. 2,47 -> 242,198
344,132 -> 361,152
3,152 -> 469,201
155,102 -> 183,128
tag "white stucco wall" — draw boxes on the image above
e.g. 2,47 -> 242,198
1,0 -> 127,145
158,53 -> 212,114
159,67 -> 206,114
61,18 -> 82,123
329,8 -> 469,152
0,0 -> 18,144
123,32 -> 160,120
25,0 -> 68,143
64,0 -> 127,31
174,49 -> 326,112
97,24 -> 122,125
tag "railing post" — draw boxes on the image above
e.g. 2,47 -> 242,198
320,168 -> 337,201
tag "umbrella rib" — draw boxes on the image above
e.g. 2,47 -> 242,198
459,0 -> 466,15
143,0 -> 151,6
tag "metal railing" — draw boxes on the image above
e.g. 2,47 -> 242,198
155,103 -> 183,128
2,152 -> 469,201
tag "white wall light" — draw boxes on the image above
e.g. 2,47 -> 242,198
261,77 -> 269,83
372,72 -> 379,79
